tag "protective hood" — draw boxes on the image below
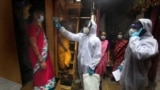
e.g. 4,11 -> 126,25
120,18 -> 159,90
138,19 -> 153,38
88,19 -> 97,36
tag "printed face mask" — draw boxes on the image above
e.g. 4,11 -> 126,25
38,15 -> 44,23
83,27 -> 89,34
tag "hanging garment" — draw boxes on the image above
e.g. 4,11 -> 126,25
27,23 -> 55,90
120,19 -> 159,90
155,56 -> 160,86
95,40 -> 109,76
58,33 -> 71,69
148,6 -> 160,80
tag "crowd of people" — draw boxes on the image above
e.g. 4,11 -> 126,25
26,5 -> 159,90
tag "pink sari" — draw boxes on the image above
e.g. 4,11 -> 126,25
95,40 -> 109,76
27,23 -> 55,90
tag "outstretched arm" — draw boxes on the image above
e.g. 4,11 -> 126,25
59,27 -> 82,42
54,17 -> 81,42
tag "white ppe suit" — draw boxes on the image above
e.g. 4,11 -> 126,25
120,19 -> 159,90
59,19 -> 101,79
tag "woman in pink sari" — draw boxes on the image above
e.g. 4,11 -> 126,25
95,31 -> 109,90
27,6 -> 55,90
95,31 -> 109,76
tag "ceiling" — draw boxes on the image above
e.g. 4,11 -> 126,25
80,0 -> 136,16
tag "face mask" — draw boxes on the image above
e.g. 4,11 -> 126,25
129,28 -> 137,36
117,35 -> 123,39
100,36 -> 106,40
37,15 -> 44,23
83,27 -> 89,34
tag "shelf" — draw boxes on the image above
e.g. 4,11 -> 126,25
65,2 -> 82,9
70,60 -> 74,64
56,80 -> 72,90
58,70 -> 74,76
71,51 -> 77,54
69,41 -> 75,44
60,84 -> 72,90
55,0 -> 81,82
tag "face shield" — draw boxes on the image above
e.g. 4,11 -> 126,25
129,21 -> 144,36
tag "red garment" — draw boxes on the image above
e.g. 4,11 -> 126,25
95,40 -> 109,76
112,39 -> 128,71
148,6 -> 160,79
27,23 -> 55,88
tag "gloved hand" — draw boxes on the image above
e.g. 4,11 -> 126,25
53,17 -> 62,30
130,28 -> 143,37
88,67 -> 94,75
118,65 -> 123,71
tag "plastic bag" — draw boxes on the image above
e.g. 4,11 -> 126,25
83,74 -> 100,90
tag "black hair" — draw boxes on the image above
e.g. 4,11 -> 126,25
83,20 -> 92,28
27,6 -> 44,24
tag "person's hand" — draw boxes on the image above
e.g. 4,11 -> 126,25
40,61 -> 46,69
118,65 -> 123,71
130,28 -> 143,37
88,67 -> 94,75
53,17 -> 62,30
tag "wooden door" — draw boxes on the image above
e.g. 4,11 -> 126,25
0,0 -> 21,84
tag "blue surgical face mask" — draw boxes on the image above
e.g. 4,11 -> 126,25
129,28 -> 137,36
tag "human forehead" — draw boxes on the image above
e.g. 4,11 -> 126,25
101,32 -> 106,35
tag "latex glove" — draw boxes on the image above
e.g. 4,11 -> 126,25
88,67 -> 94,75
53,17 -> 62,30
130,28 -> 143,37
118,65 -> 123,71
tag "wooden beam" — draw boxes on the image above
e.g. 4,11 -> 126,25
65,2 -> 82,9
53,0 -> 59,77
45,0 -> 58,77
59,0 -> 65,10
